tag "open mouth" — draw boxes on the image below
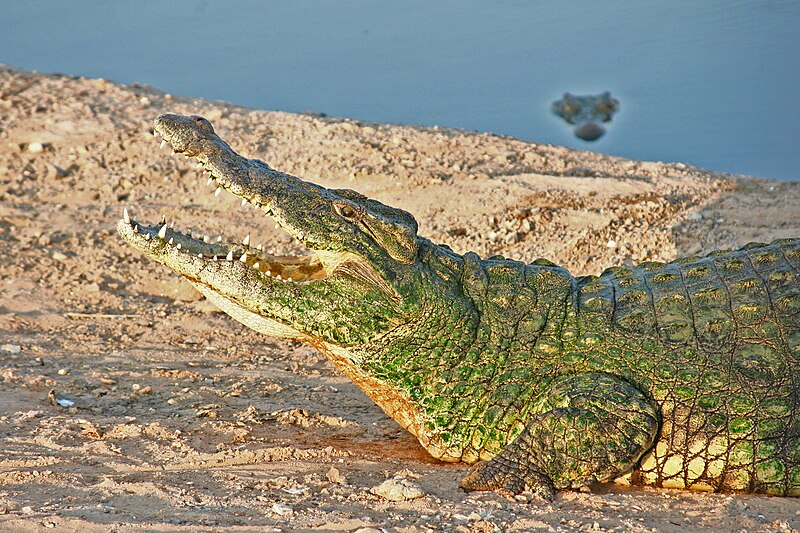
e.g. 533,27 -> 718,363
118,124 -> 327,285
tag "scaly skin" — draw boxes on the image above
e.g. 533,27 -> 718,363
118,114 -> 800,498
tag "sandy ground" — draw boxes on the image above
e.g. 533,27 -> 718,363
1,64 -> 799,532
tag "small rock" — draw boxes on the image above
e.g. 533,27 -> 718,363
52,251 -> 68,262
271,503 -> 293,516
521,219 -> 533,232
606,239 -> 617,249
28,142 -> 45,153
353,528 -> 382,533
1,344 -> 21,354
45,164 -> 68,179
370,477 -> 425,502
21,506 -> 34,514
326,466 -> 346,484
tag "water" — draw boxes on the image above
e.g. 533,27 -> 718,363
2,1 -> 799,181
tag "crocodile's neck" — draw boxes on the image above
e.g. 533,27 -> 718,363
359,244 -> 578,462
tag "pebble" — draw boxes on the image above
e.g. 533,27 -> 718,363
52,251 -> 68,262
271,503 -> 293,516
370,477 -> 425,501
326,466 -> 346,484
1,344 -> 21,354
45,164 -> 68,179
28,142 -> 45,153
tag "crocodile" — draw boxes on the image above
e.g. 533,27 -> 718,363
552,91 -> 620,141
118,113 -> 800,499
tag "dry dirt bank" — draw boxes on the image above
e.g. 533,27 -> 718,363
1,65 -> 799,531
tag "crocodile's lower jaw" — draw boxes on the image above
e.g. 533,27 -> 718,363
190,281 -> 309,340
117,208 -> 327,284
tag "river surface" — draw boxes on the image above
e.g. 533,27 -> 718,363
2,1 -> 799,181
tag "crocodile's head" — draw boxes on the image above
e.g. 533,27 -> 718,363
118,114 -> 424,352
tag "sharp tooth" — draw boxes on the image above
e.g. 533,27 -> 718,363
203,235 -> 209,243
153,130 -> 158,137
216,235 -> 223,243
158,224 -> 168,239
241,199 -> 248,207
168,237 -> 174,245
226,251 -> 234,261
196,163 -> 203,169
240,252 -> 248,262
213,255 -> 218,260
275,274 -> 282,280
133,225 -> 139,233
266,270 -> 272,276
123,207 -> 130,223
256,244 -> 263,251
159,215 -> 166,224
207,177 -> 214,186
215,186 -> 222,197
252,262 -> 260,270
274,222 -> 280,229
287,277 -> 293,282
242,235 -> 250,246
198,252 -> 203,258
176,243 -> 181,249
160,140 -> 167,149
169,221 -> 174,228
144,233 -> 151,240
187,229 -> 193,237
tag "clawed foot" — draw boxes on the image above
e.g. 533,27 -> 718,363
460,461 -> 556,502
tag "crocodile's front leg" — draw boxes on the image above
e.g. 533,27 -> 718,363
460,372 -> 660,500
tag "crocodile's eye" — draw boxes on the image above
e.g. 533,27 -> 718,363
191,115 -> 214,134
334,202 -> 361,221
